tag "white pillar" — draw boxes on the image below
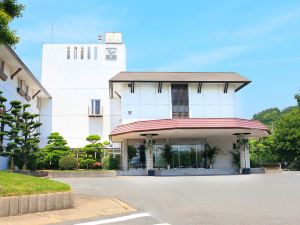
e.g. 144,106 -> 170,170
121,139 -> 128,171
145,135 -> 154,170
238,135 -> 250,169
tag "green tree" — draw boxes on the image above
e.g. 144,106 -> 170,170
253,107 -> 281,128
0,0 -> 25,46
79,135 -> 109,169
5,102 -> 41,170
41,132 -> 70,169
251,93 -> 300,168
295,92 -> 300,109
0,90 -> 17,154
82,135 -> 104,158
273,108 -> 300,165
250,137 -> 277,167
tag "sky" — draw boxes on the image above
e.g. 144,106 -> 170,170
10,0 -> 300,118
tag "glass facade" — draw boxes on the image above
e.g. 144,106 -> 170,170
128,143 -> 206,169
154,144 -> 205,168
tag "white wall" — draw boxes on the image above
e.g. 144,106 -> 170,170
206,136 -> 235,169
0,56 -> 42,150
120,83 -> 236,124
0,59 -> 39,115
121,82 -> 171,124
189,83 -> 236,118
40,43 -> 126,147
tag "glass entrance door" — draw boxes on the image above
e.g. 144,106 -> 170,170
171,144 -> 205,168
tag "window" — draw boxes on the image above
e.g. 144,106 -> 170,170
80,47 -> 84,59
87,47 -> 91,59
171,84 -> 189,118
74,47 -> 77,59
94,47 -> 97,60
26,85 -> 29,95
89,99 -> 101,116
67,47 -> 70,59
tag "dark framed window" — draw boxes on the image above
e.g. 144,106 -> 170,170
171,84 -> 189,118
89,99 -> 101,116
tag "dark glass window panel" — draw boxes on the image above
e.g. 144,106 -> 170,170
95,100 -> 100,114
171,84 -> 189,118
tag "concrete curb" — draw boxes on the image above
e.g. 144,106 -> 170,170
0,191 -> 74,217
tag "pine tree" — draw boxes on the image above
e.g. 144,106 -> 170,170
41,132 -> 70,169
5,102 -> 41,169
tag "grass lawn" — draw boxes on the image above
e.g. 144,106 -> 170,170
0,171 -> 71,197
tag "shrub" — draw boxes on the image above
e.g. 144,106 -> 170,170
59,155 -> 77,170
288,160 -> 300,171
79,158 -> 97,169
92,161 -> 102,169
102,155 -> 119,170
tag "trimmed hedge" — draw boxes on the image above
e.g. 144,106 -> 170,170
102,155 -> 119,170
59,155 -> 77,170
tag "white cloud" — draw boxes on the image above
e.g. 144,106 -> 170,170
235,7 -> 300,39
158,7 -> 300,71
156,45 -> 249,71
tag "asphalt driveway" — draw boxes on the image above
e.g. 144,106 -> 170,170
56,172 -> 300,225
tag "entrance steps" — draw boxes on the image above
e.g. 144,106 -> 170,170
156,168 -> 237,176
117,169 -> 148,176
117,168 -> 237,176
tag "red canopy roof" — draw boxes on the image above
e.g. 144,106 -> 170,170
110,118 -> 269,136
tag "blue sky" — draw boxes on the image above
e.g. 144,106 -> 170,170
11,0 -> 300,118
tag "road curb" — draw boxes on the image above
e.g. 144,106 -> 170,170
0,191 -> 74,217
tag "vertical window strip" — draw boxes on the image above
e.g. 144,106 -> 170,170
74,47 -> 77,59
87,47 -> 91,59
67,47 -> 70,59
81,47 -> 84,60
94,47 -> 97,60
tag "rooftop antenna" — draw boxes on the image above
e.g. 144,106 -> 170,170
98,34 -> 103,44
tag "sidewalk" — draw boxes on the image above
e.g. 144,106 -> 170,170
0,195 -> 136,225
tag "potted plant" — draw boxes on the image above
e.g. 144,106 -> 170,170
205,144 -> 220,169
160,144 -> 173,170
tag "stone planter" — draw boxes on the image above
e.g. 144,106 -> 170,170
0,192 -> 74,217
0,156 -> 9,170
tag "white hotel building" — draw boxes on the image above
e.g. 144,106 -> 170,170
0,33 -> 269,174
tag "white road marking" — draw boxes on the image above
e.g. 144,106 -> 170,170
73,212 -> 151,225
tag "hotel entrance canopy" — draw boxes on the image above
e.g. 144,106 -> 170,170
110,118 -> 270,142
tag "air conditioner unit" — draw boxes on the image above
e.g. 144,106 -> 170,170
89,99 -> 103,117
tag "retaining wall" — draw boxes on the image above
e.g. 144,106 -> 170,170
48,171 -> 116,178
250,167 -> 266,174
0,192 -> 74,217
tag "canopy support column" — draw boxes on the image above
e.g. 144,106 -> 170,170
145,135 -> 154,170
236,133 -> 250,174
121,139 -> 128,171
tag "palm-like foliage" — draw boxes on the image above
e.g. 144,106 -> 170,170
205,144 -> 219,168
160,144 -> 173,167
